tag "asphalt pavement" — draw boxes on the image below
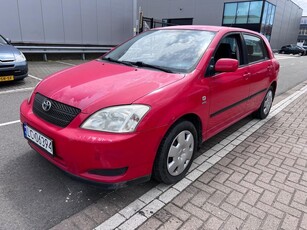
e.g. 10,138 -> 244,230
0,54 -> 306,229
276,54 -> 307,95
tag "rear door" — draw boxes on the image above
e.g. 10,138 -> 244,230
242,34 -> 272,112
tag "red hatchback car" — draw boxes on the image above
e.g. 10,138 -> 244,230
20,26 -> 279,189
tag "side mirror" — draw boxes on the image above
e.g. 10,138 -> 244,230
215,58 -> 238,72
6,38 -> 11,44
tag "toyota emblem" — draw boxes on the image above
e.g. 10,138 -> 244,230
42,100 -> 52,112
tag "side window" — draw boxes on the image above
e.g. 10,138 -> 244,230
214,36 -> 241,64
206,34 -> 242,76
243,34 -> 269,63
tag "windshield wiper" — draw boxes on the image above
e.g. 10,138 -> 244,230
101,58 -> 174,73
101,57 -> 135,67
129,61 -> 174,73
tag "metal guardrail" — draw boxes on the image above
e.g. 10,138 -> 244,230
15,45 -> 114,61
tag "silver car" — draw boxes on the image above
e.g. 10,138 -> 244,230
0,34 -> 28,82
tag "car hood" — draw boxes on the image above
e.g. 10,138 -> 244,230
0,44 -> 17,61
37,60 -> 184,113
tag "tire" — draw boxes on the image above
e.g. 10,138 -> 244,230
254,86 -> 274,119
152,120 -> 197,184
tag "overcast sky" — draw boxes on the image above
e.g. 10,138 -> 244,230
293,0 -> 307,15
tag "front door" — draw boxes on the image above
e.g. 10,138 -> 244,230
206,34 -> 250,136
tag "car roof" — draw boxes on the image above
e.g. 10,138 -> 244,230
155,25 -> 260,34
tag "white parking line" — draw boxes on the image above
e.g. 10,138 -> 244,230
0,120 -> 20,127
95,83 -> 307,230
28,74 -> 42,81
56,61 -> 76,66
0,87 -> 34,95
0,74 -> 40,95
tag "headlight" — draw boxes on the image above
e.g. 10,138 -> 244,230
15,51 -> 26,62
81,105 -> 150,133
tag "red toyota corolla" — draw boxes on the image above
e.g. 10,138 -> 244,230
20,26 -> 279,189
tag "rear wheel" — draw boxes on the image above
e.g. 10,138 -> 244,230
153,121 -> 197,184
254,86 -> 274,119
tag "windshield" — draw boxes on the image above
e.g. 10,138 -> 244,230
103,29 -> 215,73
0,35 -> 8,45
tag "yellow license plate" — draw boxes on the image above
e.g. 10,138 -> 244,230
0,75 -> 14,82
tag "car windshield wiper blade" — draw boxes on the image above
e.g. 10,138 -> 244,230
101,57 -> 135,67
102,58 -> 174,73
129,61 -> 174,73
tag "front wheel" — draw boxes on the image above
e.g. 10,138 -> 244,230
152,121 -> 197,184
254,87 -> 274,119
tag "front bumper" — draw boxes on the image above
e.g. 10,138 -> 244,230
20,100 -> 167,187
0,61 -> 28,81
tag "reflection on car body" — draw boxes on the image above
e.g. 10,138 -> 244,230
20,26 -> 279,189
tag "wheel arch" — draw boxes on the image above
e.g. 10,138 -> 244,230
168,113 -> 203,148
152,114 -> 203,183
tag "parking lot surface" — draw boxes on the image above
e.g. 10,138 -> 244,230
0,54 -> 307,229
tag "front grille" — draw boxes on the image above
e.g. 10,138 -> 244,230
33,93 -> 81,127
0,64 -> 14,68
0,59 -> 14,62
